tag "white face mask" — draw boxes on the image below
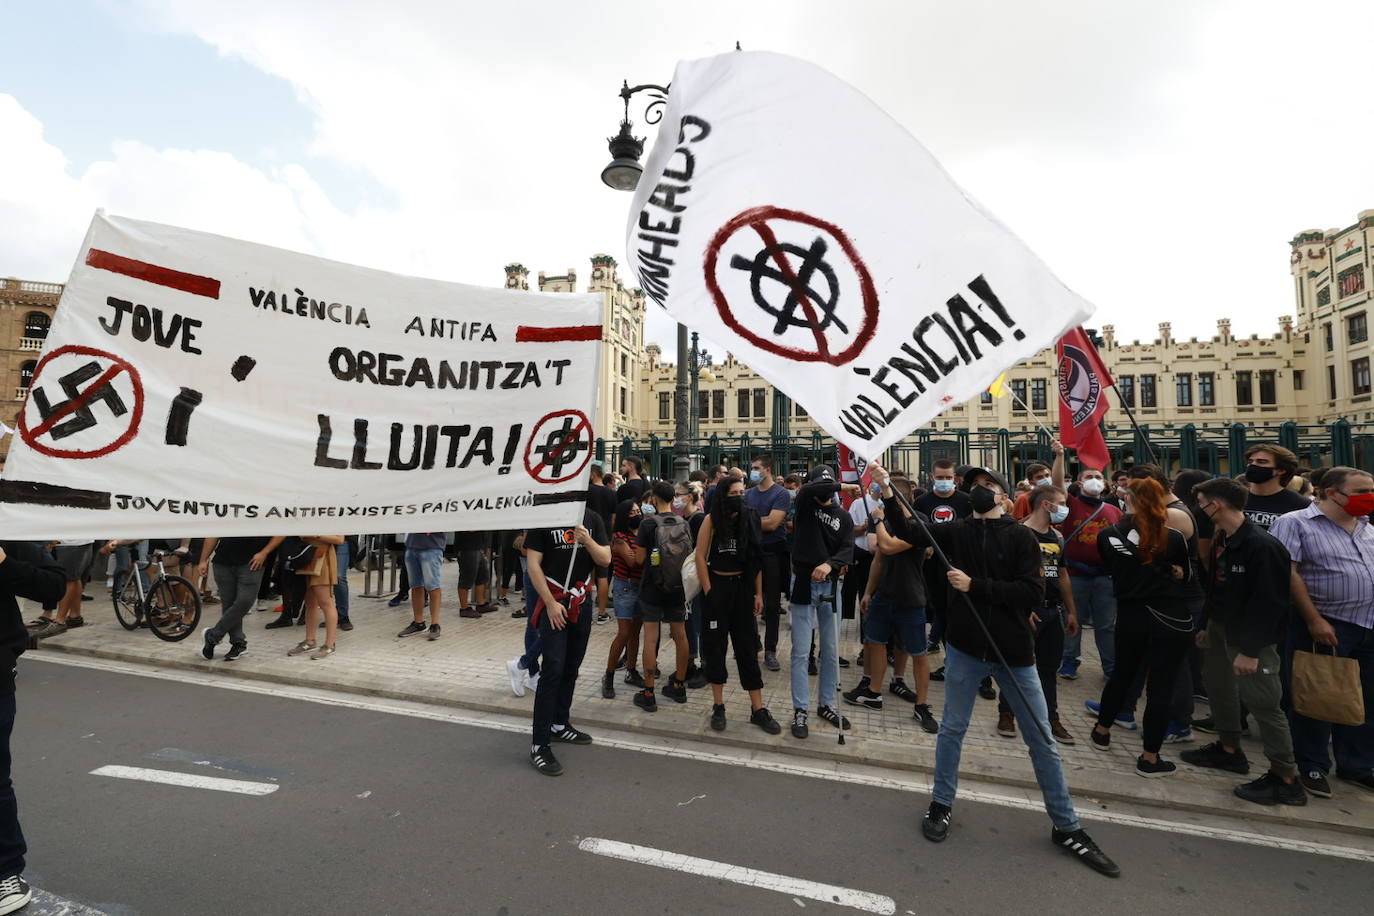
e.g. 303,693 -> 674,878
1034,477 -> 1053,487
1049,504 -> 1070,524
1081,478 -> 1105,496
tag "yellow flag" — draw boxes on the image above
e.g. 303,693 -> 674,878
987,372 -> 1009,398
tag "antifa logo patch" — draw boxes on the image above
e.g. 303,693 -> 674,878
1057,344 -> 1101,427
931,504 -> 956,523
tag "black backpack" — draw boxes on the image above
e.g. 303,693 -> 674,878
646,515 -> 692,594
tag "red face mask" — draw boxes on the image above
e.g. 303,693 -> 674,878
1339,492 -> 1374,517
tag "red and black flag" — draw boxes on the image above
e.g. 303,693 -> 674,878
1055,327 -> 1113,472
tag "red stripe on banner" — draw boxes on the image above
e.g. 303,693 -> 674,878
515,325 -> 602,343
86,249 -> 221,299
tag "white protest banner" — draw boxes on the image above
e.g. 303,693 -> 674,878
625,51 -> 1094,460
0,213 -> 603,538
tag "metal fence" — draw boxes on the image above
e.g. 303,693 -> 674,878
593,420 -> 1374,485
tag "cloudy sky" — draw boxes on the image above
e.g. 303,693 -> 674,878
4,0 -> 1372,355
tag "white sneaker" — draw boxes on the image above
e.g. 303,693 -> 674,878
525,673 -> 540,692
505,658 -> 526,697
0,874 -> 31,916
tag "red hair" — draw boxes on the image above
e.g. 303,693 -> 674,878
1127,477 -> 1169,563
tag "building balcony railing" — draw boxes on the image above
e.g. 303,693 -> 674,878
0,279 -> 63,295
14,387 -> 28,401
18,337 -> 44,352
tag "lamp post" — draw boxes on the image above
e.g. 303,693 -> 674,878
601,78 -> 693,481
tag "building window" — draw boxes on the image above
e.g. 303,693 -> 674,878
1349,312 -> 1368,346
980,390 -> 993,405
1174,373 -> 1192,407
620,353 -> 629,377
1030,378 -> 1047,411
1324,322 -> 1334,352
658,391 -> 671,420
753,388 -> 767,419
1293,370 -> 1304,391
1354,357 -> 1372,396
795,402 -> 808,418
1198,372 -> 1215,406
1328,364 -> 1338,400
1317,286 -> 1331,307
1010,379 -> 1027,411
1140,374 -> 1157,408
19,361 -> 36,389
737,388 -> 750,418
1118,375 -> 1135,407
712,389 -> 724,418
1259,369 -> 1276,405
23,312 -> 49,339
1235,371 -> 1253,406
619,386 -> 627,415
1338,265 -> 1366,298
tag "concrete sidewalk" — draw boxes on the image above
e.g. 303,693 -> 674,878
29,566 -> 1374,840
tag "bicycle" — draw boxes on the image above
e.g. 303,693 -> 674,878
111,549 -> 202,641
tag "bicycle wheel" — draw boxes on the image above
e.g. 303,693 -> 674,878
145,576 -> 202,641
111,576 -> 142,630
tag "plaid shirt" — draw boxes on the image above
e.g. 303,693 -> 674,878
1270,503 -> 1374,630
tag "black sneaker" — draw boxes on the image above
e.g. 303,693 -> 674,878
1234,772 -> 1307,806
265,616 -> 294,629
685,664 -> 709,689
601,671 -> 616,699
624,667 -> 646,688
791,708 -> 809,739
888,678 -> 917,703
750,707 -> 782,735
662,679 -> 688,704
929,665 -> 946,682
1300,769 -> 1332,798
1136,755 -> 1177,778
551,724 -> 593,745
338,617 -> 354,632
926,638 -> 941,655
634,689 -> 657,713
529,745 -> 563,776
838,655 -> 850,668
817,705 -> 851,730
710,704 -> 727,731
842,685 -> 883,710
65,615 -> 85,629
922,802 -> 952,842
397,620 -> 427,638
1180,741 -> 1250,774
427,624 -> 442,641
763,651 -> 781,672
1051,828 -> 1120,877
977,676 -> 997,701
224,645 -> 248,661
913,703 -> 939,734
201,627 -> 216,660
1090,727 -> 1111,752
0,874 -> 32,914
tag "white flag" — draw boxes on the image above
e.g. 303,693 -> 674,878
625,51 -> 1094,459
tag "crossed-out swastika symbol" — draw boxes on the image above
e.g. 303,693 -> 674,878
533,416 -> 589,477
523,409 -> 594,485
32,360 -> 129,440
730,235 -> 848,337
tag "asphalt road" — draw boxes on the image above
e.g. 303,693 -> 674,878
9,659 -> 1371,915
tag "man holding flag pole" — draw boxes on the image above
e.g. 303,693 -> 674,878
626,48 -> 1120,875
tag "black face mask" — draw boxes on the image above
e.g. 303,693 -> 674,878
723,495 -> 743,514
969,485 -> 998,514
1244,464 -> 1276,484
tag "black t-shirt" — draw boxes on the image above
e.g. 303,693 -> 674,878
586,484 -> 618,530
705,509 -> 761,576
912,491 -> 972,525
1242,489 -> 1310,532
525,511 -> 609,590
874,514 -> 927,608
1033,527 -> 1065,609
616,478 -> 650,504
213,537 -> 273,567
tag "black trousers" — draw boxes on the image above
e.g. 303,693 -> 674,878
0,692 -> 24,879
1096,604 -> 1192,753
532,602 -> 594,746
703,572 -> 764,691
1000,607 -> 1066,720
758,545 -> 787,653
841,548 -> 872,622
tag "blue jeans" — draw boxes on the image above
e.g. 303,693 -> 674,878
520,570 -> 541,677
333,542 -> 350,619
934,645 -> 1080,832
1063,575 -> 1116,676
1285,616 -> 1374,778
0,693 -> 23,880
612,577 -> 641,620
790,579 -> 839,711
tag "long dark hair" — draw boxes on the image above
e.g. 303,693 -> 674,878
613,498 -> 641,535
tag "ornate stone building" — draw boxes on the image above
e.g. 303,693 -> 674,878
0,276 -> 61,461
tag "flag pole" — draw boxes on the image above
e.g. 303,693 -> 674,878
1108,386 -> 1157,465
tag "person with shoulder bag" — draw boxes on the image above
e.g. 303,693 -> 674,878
630,481 -> 694,711
286,535 -> 346,660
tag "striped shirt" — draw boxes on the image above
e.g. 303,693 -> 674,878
1269,503 -> 1374,630
610,531 -> 641,582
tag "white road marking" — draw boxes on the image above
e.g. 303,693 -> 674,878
89,765 -> 279,796
38,653 -> 1374,863
30,887 -> 109,914
578,837 -> 895,915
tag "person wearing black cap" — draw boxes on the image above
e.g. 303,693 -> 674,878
787,465 -> 861,738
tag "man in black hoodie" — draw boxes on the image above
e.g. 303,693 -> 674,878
0,541 -> 67,913
787,465 -> 860,739
899,466 -> 1120,878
